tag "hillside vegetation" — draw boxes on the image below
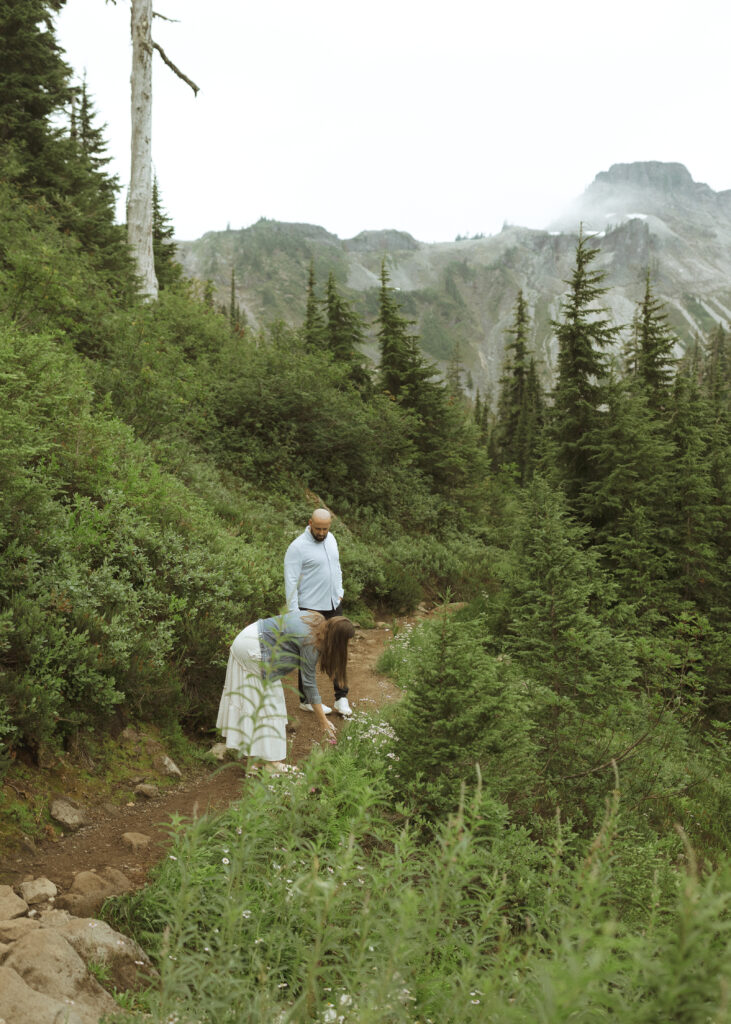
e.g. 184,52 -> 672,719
1,3 -> 729,1021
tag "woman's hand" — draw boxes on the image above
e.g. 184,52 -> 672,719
323,719 -> 337,745
314,702 -> 337,744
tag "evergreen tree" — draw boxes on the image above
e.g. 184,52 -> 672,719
445,344 -> 466,403
390,613 -> 537,820
548,231 -> 622,512
703,322 -> 731,416
227,268 -> 246,334
152,175 -> 183,289
666,367 -> 729,718
302,261 -> 326,347
375,260 -> 486,505
624,272 -> 678,410
376,259 -> 439,405
668,371 -> 723,616
495,291 -> 545,482
494,476 -> 636,800
64,76 -> 131,285
0,2 -> 132,288
473,390 -> 483,433
701,323 -> 730,648
323,272 -> 370,390
77,75 -> 111,175
586,373 -> 676,619
0,0 -> 72,191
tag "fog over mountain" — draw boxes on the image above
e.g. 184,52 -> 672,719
175,162 -> 731,392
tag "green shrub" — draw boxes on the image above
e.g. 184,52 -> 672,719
0,327 -> 282,749
388,612 -> 539,821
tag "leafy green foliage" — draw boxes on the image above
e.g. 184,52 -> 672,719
0,326 -> 283,749
102,732 -> 731,1024
0,181 -> 126,351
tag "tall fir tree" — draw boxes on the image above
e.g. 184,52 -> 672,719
668,370 -> 724,616
0,1 -> 132,287
548,231 -> 622,513
152,175 -> 183,289
227,267 -> 246,334
0,0 -> 72,191
586,372 -> 676,621
302,261 -> 326,347
444,343 -> 466,403
701,322 -> 730,640
624,272 -> 678,410
704,322 -> 731,416
666,366 -> 729,718
323,272 -> 370,390
376,259 -> 438,405
65,76 -> 131,284
495,290 -> 545,482
495,476 -> 635,797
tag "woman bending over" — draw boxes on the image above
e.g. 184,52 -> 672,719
216,612 -> 355,768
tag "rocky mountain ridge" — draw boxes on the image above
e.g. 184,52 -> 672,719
175,162 -> 731,393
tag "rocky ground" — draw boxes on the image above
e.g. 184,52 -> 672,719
0,621 -> 402,1023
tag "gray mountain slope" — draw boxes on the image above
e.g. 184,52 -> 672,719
175,162 -> 731,393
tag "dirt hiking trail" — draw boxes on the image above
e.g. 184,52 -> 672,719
0,623 -> 401,893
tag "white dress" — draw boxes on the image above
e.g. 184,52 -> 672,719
216,623 -> 287,761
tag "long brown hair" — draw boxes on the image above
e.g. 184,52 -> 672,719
308,615 -> 355,685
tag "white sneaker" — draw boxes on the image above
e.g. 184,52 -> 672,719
333,697 -> 353,717
300,702 -> 332,715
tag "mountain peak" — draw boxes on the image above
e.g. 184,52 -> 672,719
548,160 -> 723,234
343,229 -> 420,253
591,161 -> 695,192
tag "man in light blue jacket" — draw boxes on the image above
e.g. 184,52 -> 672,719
284,508 -> 352,716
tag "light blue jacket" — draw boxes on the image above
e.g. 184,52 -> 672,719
257,612 -> 321,705
284,527 -> 343,613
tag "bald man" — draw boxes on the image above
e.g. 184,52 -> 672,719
284,509 -> 352,716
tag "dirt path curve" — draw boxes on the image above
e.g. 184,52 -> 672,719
10,624 -> 400,893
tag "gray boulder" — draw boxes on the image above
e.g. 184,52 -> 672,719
0,965 -> 90,1024
3,929 -> 118,1021
0,883 -> 28,920
51,915 -> 157,991
18,876 -> 58,905
50,798 -> 86,831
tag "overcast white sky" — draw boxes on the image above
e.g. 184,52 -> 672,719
56,0 -> 730,243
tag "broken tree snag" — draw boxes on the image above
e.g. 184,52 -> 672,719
127,0 -> 200,302
152,42 -> 200,96
128,0 -> 157,299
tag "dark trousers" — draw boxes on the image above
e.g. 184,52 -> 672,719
298,602 -> 348,703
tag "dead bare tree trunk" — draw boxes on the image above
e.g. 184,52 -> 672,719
128,0 -> 157,299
